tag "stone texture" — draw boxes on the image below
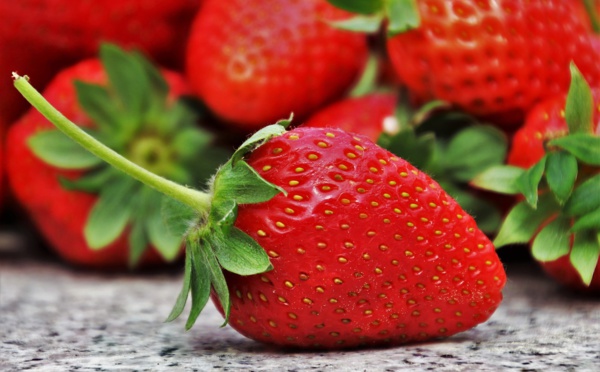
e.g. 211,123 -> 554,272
1,243 -> 599,371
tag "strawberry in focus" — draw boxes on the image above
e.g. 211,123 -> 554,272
7,44 -> 227,268
0,0 -> 203,128
185,0 -> 369,131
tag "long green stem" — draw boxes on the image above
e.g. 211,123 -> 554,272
13,73 -> 212,212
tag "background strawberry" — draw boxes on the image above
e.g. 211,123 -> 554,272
0,0 -> 203,129
6,44 -> 228,268
473,65 -> 600,292
327,0 -> 600,127
185,0 -> 369,131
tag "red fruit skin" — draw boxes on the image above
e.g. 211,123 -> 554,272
302,93 -> 396,142
0,0 -> 202,128
507,92 -> 600,293
186,0 -> 369,131
387,0 -> 600,126
212,127 -> 506,349
6,59 -> 190,269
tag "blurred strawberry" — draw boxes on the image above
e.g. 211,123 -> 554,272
186,0 -> 368,131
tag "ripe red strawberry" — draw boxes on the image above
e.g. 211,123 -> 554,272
7,44 -> 226,268
302,93 -> 396,142
0,0 -> 202,128
185,0 -> 369,131
13,76 -> 506,349
472,65 -> 600,293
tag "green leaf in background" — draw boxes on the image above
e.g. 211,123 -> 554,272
545,151 -> 578,205
145,189 -> 184,262
379,129 -> 436,171
209,227 -> 273,276
326,0 -> 384,14
59,167 -> 118,193
516,155 -> 547,208
564,174 -> 600,217
550,133 -> 600,166
570,230 -> 600,286
565,62 -> 594,134
570,208 -> 600,232
385,0 -> 421,36
165,249 -> 193,323
128,219 -> 149,267
531,216 -> 571,262
494,193 -> 560,247
450,187 -> 501,234
470,165 -> 525,194
444,125 -> 508,182
74,81 -> 124,131
84,177 -> 137,249
28,130 -> 103,169
330,14 -> 383,34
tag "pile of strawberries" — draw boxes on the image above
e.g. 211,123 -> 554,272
2,0 -> 599,350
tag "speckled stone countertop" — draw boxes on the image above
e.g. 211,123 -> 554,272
1,233 -> 599,372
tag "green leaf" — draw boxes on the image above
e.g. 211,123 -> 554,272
564,174 -> 600,217
213,160 -> 285,205
494,193 -> 560,247
330,14 -> 383,33
326,0 -> 384,14
186,242 -> 212,330
199,238 -> 231,325
209,227 -> 272,276
172,128 -> 213,159
128,219 -> 149,267
385,0 -> 421,36
27,130 -> 103,169
565,62 -> 594,134
379,128 -> 436,171
550,133 -> 600,166
165,249 -> 193,323
470,165 -> 525,194
84,177 -> 137,249
74,81 -> 124,131
571,208 -> 600,232
450,188 -> 501,234
58,167 -> 118,193
444,125 -> 508,182
132,50 -> 169,110
145,190 -> 184,262
516,155 -> 547,208
209,200 -> 238,235
100,43 -> 150,123
570,230 -> 600,286
232,122 -> 288,165
161,196 -> 199,239
545,151 -> 578,204
531,216 -> 571,262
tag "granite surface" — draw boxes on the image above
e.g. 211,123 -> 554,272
1,235 -> 599,372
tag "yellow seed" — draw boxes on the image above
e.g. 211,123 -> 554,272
303,298 -> 313,305
379,245 -> 388,251
394,234 -> 402,240
359,213 -> 368,219
364,310 -> 373,315
316,286 -> 325,293
338,257 -> 348,263
326,132 -> 335,138
321,185 -> 331,191
340,224 -> 350,230
407,222 -> 415,227
317,242 -> 327,248
417,236 -> 425,241
284,208 -> 295,214
371,201 -> 379,207
324,210 -> 334,215
389,180 -> 397,186
401,192 -> 410,198
315,225 -> 324,230
260,276 -> 271,283
405,250 -> 414,257
289,180 -> 299,186
317,141 -> 328,148
308,154 -> 319,160
334,278 -> 344,284
410,203 -> 419,209
400,172 -> 408,177
338,164 -> 348,171
285,281 -> 294,288
293,195 -> 304,201
366,179 -> 374,184
262,165 -> 272,171
268,251 -> 279,258
346,152 -> 357,159
374,268 -> 383,274
275,221 -> 286,228
383,218 -> 391,224
289,134 -> 300,140
367,231 -> 376,237
383,193 -> 391,199
341,198 -> 351,205
295,167 -> 305,173
415,186 -> 423,192
429,202 -> 437,208
355,145 -> 365,151
259,293 -> 268,302
257,230 -> 267,237
272,148 -> 283,154
297,248 -> 305,254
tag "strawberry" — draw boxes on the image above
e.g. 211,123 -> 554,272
328,0 -> 600,126
185,0 -> 369,131
0,0 -> 203,129
13,76 -> 506,349
6,44 -> 227,268
472,64 -> 600,293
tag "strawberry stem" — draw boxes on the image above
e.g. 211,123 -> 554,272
12,73 -> 212,213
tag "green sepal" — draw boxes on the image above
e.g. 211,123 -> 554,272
161,196 -> 200,239
198,237 -> 231,326
209,227 -> 273,276
545,151 -> 578,205
516,155 -> 547,208
549,133 -> 600,166
564,174 -> 600,217
186,242 -> 213,330
27,129 -> 103,169
531,216 -> 571,262
385,0 -> 421,36
145,191 -> 184,262
470,165 -> 524,195
58,167 -> 119,193
378,128 -> 436,170
128,219 -> 149,267
494,193 -> 560,247
130,50 -> 169,115
570,231 -> 600,286
443,125 -> 507,182
570,208 -> 600,233
232,121 -> 289,165
165,248 -> 194,323
326,0 -> 384,14
74,80 -> 124,131
329,14 -> 383,34
565,62 -> 594,134
84,177 -> 137,250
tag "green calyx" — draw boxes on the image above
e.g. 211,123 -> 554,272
14,68 -> 292,325
471,63 -> 600,286
25,43 -> 230,266
326,0 -> 421,36
377,93 -> 508,234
